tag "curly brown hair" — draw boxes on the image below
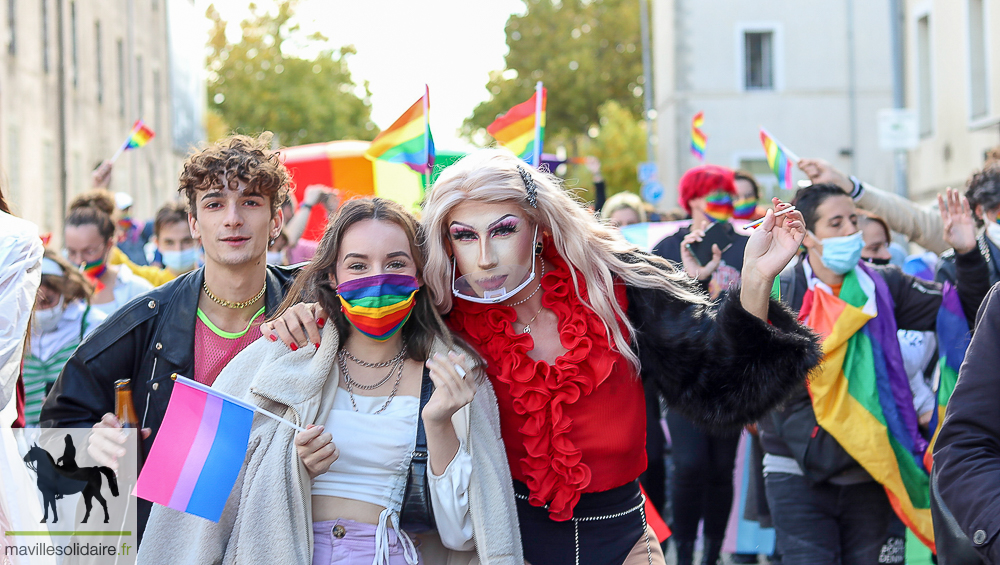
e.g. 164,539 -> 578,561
178,132 -> 291,218
966,163 -> 1000,227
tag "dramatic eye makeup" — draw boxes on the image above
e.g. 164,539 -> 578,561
449,214 -> 522,241
489,216 -> 520,237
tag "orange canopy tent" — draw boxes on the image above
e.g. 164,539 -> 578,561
280,140 -> 426,242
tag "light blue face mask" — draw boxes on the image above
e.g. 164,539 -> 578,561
815,230 -> 864,275
161,247 -> 199,273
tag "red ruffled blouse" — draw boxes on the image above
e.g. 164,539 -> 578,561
448,249 -> 647,521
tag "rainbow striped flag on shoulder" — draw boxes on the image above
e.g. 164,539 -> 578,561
799,261 -> 934,550
365,86 -> 435,175
487,82 -> 546,166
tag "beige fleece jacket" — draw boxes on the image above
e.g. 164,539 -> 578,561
856,182 -> 949,254
137,326 -> 523,565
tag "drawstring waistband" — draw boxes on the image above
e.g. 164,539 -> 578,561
373,508 -> 418,565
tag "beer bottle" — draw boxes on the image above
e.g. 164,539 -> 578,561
114,379 -> 145,469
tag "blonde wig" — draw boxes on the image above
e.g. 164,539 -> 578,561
421,148 -> 708,371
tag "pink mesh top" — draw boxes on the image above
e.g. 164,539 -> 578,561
193,307 -> 266,386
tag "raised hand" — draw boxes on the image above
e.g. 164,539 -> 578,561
797,158 -> 853,193
743,199 -> 807,282
680,229 -> 723,281
938,188 -> 976,254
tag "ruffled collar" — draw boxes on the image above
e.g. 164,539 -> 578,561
448,249 -> 629,520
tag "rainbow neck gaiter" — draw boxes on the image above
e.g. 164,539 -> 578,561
337,274 -> 420,342
704,191 -> 734,222
81,257 -> 108,292
733,197 -> 758,220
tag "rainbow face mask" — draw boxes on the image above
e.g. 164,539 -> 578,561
80,257 -> 108,292
733,197 -> 757,220
704,191 -> 734,222
336,274 -> 420,342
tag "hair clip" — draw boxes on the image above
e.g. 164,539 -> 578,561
516,165 -> 538,209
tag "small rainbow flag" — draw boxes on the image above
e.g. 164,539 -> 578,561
136,376 -> 257,522
760,128 -> 798,190
487,82 -> 546,166
110,120 -> 155,163
365,86 -> 435,175
800,264 -> 934,550
690,112 -> 706,162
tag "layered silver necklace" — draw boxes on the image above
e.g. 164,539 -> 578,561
337,346 -> 407,414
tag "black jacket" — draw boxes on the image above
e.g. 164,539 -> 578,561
938,233 -> 1000,287
621,253 -> 823,431
759,250 -> 990,461
934,282 -> 1000,563
41,265 -> 298,441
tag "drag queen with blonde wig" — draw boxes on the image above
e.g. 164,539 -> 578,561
268,148 -> 822,565
419,149 -> 821,565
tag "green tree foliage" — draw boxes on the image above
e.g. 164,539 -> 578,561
590,100 -> 646,196
464,0 -> 645,143
206,1 -> 378,146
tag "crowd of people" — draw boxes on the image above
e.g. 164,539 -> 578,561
2,129 -> 1000,565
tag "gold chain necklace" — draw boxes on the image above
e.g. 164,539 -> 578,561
202,278 -> 266,309
515,302 -> 545,334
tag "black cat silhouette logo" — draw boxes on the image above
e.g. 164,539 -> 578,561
22,434 -> 120,524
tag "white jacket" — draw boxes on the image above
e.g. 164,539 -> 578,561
138,326 -> 523,565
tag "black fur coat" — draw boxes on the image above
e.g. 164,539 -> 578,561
625,270 -> 822,431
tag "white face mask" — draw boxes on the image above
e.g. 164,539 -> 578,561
452,226 -> 539,304
986,221 -> 1000,246
34,296 -> 65,333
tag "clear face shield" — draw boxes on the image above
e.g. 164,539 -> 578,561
452,226 -> 538,304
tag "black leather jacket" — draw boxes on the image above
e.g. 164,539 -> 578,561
40,265 -> 299,447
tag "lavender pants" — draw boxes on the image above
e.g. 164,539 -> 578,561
311,519 -> 423,565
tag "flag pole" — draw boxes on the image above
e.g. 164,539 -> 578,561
172,374 -> 306,433
532,81 -> 543,168
423,84 -> 431,189
109,141 -> 128,164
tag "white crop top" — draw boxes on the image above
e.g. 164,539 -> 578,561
311,392 -> 418,511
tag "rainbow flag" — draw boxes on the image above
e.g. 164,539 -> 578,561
124,120 -> 155,149
760,128 -> 798,190
136,376 -> 255,522
487,82 -> 546,166
923,284 -> 971,471
690,112 -> 706,161
365,86 -> 435,175
800,263 -> 934,550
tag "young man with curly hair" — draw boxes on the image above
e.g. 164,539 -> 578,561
41,133 -> 301,541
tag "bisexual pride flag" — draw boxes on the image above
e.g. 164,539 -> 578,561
136,376 -> 254,522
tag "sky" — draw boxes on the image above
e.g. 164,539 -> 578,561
198,0 -> 526,151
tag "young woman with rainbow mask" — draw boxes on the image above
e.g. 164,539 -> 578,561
140,198 -> 522,565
